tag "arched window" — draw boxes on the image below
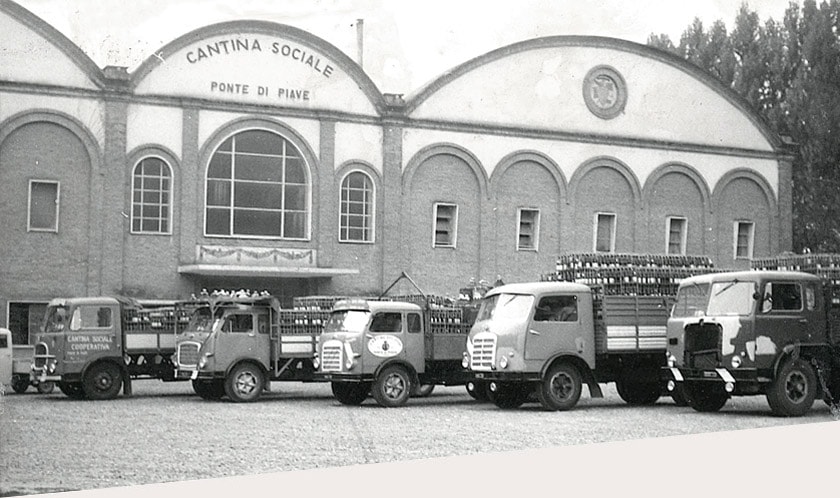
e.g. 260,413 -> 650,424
131,157 -> 172,234
339,171 -> 374,243
205,130 -> 309,239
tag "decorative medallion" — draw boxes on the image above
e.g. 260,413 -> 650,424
582,65 -> 627,120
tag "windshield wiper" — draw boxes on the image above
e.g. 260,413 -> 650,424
714,279 -> 739,297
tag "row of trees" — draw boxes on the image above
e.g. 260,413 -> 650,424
647,1 -> 840,252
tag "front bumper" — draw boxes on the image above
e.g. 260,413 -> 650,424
663,367 -> 765,395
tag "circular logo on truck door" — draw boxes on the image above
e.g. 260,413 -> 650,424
367,335 -> 403,357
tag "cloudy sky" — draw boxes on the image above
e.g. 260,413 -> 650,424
15,0 -> 793,94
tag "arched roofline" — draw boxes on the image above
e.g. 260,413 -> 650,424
0,109 -> 102,173
568,156 -> 642,208
490,150 -> 566,200
404,35 -> 788,153
403,143 -> 489,199
1,0 -> 105,88
712,168 -> 777,214
130,20 -> 386,114
643,162 -> 712,212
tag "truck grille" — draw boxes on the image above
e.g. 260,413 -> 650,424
177,342 -> 201,368
321,340 -> 343,372
684,322 -> 722,369
470,332 -> 496,371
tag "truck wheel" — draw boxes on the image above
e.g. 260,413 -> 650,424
83,362 -> 123,400
11,375 -> 29,394
766,359 -> 817,417
331,382 -> 369,405
412,383 -> 435,398
372,365 -> 412,407
684,384 -> 728,412
616,380 -> 660,405
537,363 -> 583,411
225,363 -> 264,403
491,382 -> 531,409
466,380 -> 492,402
192,379 -> 225,400
58,381 -> 86,400
37,381 -> 55,394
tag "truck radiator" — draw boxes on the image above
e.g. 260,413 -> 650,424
321,340 -> 343,372
684,322 -> 721,369
470,332 -> 496,371
177,341 -> 201,368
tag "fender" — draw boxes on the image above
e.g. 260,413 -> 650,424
373,358 -> 418,385
541,353 -> 602,398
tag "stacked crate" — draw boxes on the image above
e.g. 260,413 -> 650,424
543,253 -> 717,296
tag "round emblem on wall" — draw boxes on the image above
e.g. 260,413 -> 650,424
582,65 -> 627,120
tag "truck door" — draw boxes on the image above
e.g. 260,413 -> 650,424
214,312 -> 269,371
0,330 -> 12,386
525,294 -> 584,361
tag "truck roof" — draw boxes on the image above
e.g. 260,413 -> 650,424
679,270 -> 823,287
333,299 -> 423,313
485,281 -> 592,298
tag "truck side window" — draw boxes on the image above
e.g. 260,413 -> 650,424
534,296 -> 578,322
224,314 -> 253,333
407,313 -> 422,333
765,283 -> 802,312
370,312 -> 402,332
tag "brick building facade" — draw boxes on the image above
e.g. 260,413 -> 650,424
0,1 -> 795,343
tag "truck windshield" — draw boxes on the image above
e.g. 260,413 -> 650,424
707,281 -> 755,316
476,294 -> 535,323
325,310 -> 370,333
671,282 -> 710,318
43,305 -> 69,332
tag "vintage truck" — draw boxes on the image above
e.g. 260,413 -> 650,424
315,294 -> 477,407
0,327 -> 53,394
463,281 -> 674,410
663,269 -> 840,416
31,297 -> 183,399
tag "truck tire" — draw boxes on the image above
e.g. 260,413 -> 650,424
331,382 -> 369,405
412,383 -> 435,398
466,380 -> 492,402
537,363 -> 583,411
615,380 -> 660,405
37,381 -> 55,394
766,359 -> 817,417
83,362 -> 123,400
192,379 -> 225,400
11,375 -> 29,394
684,383 -> 728,412
58,381 -> 86,400
491,382 -> 531,409
225,363 -> 264,403
372,365 -> 412,407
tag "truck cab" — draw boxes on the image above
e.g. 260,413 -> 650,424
664,270 -> 828,416
317,299 -> 426,407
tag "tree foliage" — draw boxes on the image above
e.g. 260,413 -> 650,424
648,1 -> 840,252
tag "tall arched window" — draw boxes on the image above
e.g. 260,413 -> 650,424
339,171 -> 374,243
131,157 -> 172,234
205,130 -> 309,239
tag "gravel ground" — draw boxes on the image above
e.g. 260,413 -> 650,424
0,379 -> 836,496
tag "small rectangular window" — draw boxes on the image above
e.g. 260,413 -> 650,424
433,203 -> 458,248
517,209 -> 540,251
594,213 -> 616,253
666,217 -> 687,255
734,221 -> 754,259
28,180 -> 59,232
